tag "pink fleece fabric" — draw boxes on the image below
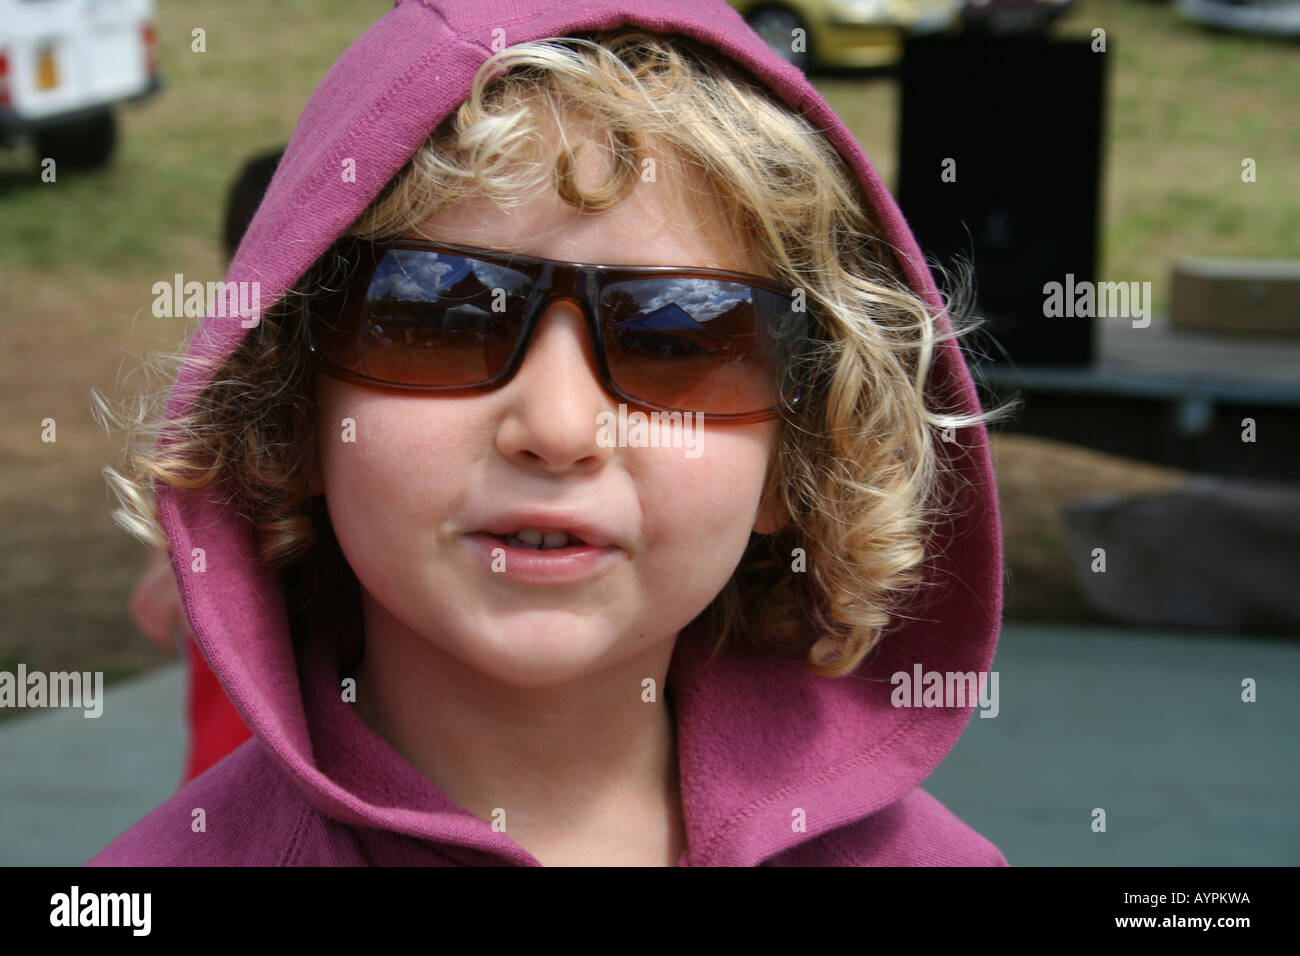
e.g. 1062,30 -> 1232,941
89,0 -> 1006,866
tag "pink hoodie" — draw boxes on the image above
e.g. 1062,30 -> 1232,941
89,0 -> 1006,867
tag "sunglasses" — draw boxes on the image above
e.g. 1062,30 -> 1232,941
306,239 -> 816,422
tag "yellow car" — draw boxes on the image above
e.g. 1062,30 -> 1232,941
729,0 -> 963,70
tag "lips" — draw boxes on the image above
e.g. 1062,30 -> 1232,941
462,517 -> 626,585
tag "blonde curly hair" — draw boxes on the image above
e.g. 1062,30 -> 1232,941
93,28 -> 1012,678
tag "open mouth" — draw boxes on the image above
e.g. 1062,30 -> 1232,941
490,529 -> 590,551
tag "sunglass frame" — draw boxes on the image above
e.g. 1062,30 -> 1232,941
306,238 -> 815,423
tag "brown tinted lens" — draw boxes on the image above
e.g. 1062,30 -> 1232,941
314,249 -> 534,386
599,277 -> 802,415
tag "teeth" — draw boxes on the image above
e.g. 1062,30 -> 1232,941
505,528 -> 576,550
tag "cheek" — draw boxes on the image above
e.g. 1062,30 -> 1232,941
639,428 -> 774,557
315,389 -> 470,556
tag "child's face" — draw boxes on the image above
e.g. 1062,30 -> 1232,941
310,144 -> 784,690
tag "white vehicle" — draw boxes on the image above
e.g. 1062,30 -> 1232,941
0,0 -> 160,169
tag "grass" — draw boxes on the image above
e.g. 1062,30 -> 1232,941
0,1 -> 385,294
3,0 -> 1295,309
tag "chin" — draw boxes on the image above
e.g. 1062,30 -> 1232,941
454,620 -> 632,687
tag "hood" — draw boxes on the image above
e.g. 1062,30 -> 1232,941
157,0 -> 1003,866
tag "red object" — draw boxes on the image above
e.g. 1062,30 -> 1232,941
142,22 -> 158,78
182,637 -> 251,783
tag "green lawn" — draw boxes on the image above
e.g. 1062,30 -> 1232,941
1,0 -> 1295,315
0,0 -> 386,330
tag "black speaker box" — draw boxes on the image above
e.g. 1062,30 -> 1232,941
896,34 -> 1107,365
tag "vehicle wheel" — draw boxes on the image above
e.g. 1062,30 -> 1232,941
746,6 -> 813,71
34,110 -> 117,170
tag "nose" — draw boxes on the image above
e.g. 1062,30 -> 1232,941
493,298 -> 616,472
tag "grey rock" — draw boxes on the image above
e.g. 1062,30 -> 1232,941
1062,476 -> 1300,634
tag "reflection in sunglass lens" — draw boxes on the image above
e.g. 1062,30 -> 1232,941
600,278 -> 796,415
351,250 -> 533,385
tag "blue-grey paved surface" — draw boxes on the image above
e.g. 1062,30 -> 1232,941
0,665 -> 184,866
926,624 -> 1300,865
1,623 -> 1296,866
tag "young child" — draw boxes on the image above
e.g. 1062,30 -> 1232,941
90,0 -> 1010,866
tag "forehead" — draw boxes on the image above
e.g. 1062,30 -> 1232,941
413,112 -> 764,276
